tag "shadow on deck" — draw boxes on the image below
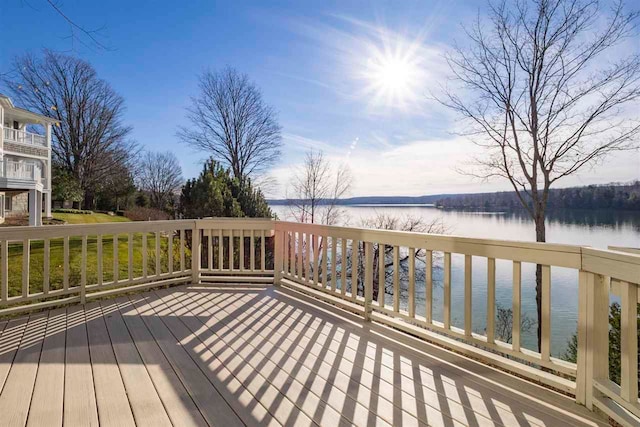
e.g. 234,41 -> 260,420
0,284 -> 607,426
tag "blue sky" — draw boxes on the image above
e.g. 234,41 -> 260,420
2,0 -> 638,197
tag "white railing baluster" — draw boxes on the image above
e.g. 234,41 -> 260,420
64,236 -> 70,289
191,227 -> 200,284
487,258 -> 496,344
22,239 -> 29,298
541,265 -> 551,361
98,235 -> 104,285
512,260 -> 521,351
393,246 -> 400,312
331,237 -> 337,292
298,232 -> 304,280
112,234 -> 118,284
321,234 -> 328,287
80,235 -> 87,304
408,247 -> 415,318
180,229 -> 185,272
341,239 -> 347,295
313,235 -> 320,285
43,239 -> 50,295
464,255 -> 472,336
260,230 -> 266,271
1,240 -> 7,302
620,281 -> 638,402
378,244 -> 385,307
351,240 -> 358,300
208,228 -> 213,270
168,230 -> 174,274
364,241 -> 373,321
128,233 -> 133,281
218,229 -> 223,270
425,249 -> 433,324
290,232 -> 296,277
444,252 -> 451,329
142,233 -> 147,278
305,233 -> 312,282
155,231 -> 161,276
239,229 -> 245,271
229,229 -> 234,271
250,230 -> 256,271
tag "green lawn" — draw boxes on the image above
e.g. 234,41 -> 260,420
52,212 -> 131,224
6,212 -> 191,298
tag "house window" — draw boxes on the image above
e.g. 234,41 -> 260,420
5,196 -> 12,212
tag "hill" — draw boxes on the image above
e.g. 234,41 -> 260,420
268,182 -> 640,211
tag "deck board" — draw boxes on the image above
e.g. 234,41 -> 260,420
85,302 -> 136,427
127,293 -> 244,426
99,300 -> 172,427
0,284 -> 609,427
113,296 -> 208,427
64,304 -> 99,426
140,291 -> 275,426
0,316 -> 29,393
0,312 -> 48,427
27,308 -> 67,427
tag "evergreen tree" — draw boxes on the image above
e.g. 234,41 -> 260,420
179,159 -> 273,219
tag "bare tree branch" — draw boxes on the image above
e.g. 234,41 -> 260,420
137,151 -> 184,211
178,67 -> 282,180
439,0 -> 640,351
2,50 -> 138,208
286,150 -> 352,225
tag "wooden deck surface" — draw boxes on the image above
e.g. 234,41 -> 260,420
0,284 -> 608,426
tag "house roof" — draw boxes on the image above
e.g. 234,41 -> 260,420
0,93 -> 60,124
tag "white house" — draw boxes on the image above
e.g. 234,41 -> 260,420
0,94 -> 56,226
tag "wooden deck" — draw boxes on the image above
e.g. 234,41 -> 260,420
0,284 -> 607,427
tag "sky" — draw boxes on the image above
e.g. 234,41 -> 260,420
1,0 -> 638,198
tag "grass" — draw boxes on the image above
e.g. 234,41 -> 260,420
52,212 -> 131,224
4,212 -> 191,298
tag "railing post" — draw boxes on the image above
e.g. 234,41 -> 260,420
364,241 -> 373,321
274,224 -> 283,286
191,222 -> 201,285
579,270 -> 609,409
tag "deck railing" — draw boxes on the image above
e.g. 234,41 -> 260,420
271,221 -> 640,427
3,128 -> 47,147
0,218 -> 637,425
0,160 -> 42,182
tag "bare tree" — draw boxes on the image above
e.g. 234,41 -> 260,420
441,0 -> 640,350
287,150 -> 352,225
2,50 -> 138,209
137,151 -> 183,212
356,214 -> 447,300
178,67 -> 282,180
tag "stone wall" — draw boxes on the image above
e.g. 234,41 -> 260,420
5,191 -> 28,218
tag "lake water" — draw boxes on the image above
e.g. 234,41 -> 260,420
271,204 -> 640,357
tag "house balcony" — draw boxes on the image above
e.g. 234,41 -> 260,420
0,219 -> 637,426
0,159 -> 43,192
3,128 -> 47,148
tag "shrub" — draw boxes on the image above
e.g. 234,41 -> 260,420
124,207 -> 169,221
52,208 -> 93,215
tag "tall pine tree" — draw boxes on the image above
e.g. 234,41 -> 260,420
179,159 -> 273,219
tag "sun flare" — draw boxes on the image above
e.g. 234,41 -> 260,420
361,37 -> 425,109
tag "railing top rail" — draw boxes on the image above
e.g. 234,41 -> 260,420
582,246 -> 640,283
275,220 -> 584,268
0,219 -> 198,240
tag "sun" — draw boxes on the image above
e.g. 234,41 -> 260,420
360,38 -> 425,110
371,57 -> 413,93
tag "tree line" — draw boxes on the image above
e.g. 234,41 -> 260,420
435,182 -> 640,211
